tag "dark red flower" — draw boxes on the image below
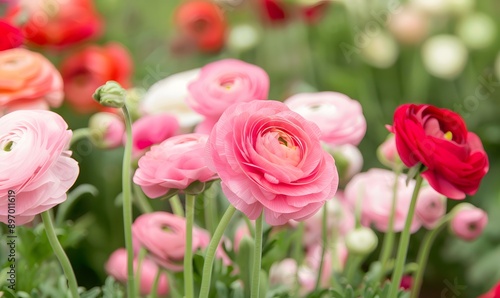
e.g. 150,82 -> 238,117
479,282 -> 500,298
257,0 -> 329,24
390,104 -> 488,199
0,20 -> 23,50
6,0 -> 102,48
60,43 -> 133,113
174,0 -> 226,53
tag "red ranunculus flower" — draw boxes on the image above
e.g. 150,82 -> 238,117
390,104 -> 488,199
479,282 -> 500,298
6,0 -> 102,48
0,20 -> 23,50
174,0 -> 226,53
60,42 -> 133,113
257,0 -> 329,24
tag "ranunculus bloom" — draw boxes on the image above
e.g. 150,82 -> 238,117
450,204 -> 488,241
389,104 -> 489,199
88,112 -> 124,149
0,48 -> 63,115
479,282 -> 500,298
388,6 -> 429,45
6,0 -> 102,48
128,114 -> 179,157
415,187 -> 446,229
206,100 -> 339,225
257,0 -> 329,24
133,133 -> 218,198
377,134 -> 401,169
344,169 -> 423,233
323,143 -> 363,184
140,69 -> 204,129
174,0 -> 226,53
105,249 -> 169,296
269,258 -> 298,288
0,20 -> 23,50
60,42 -> 133,113
284,92 -> 366,146
132,212 -> 219,271
0,110 -> 79,224
187,59 -> 269,123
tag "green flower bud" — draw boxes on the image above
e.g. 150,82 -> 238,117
345,227 -> 378,256
93,81 -> 127,108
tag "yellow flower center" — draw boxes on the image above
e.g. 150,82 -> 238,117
444,131 -> 453,141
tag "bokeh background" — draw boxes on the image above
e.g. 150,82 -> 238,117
1,0 -> 500,296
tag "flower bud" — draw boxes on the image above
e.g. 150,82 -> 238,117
450,203 -> 488,241
456,13 -> 497,50
377,134 -> 402,169
415,187 -> 446,229
126,88 -> 146,121
360,32 -> 399,69
93,81 -> 127,108
269,259 -> 298,288
388,7 -> 429,45
345,227 -> 378,256
88,112 -> 125,149
227,24 -> 259,52
323,143 -> 363,184
421,35 -> 468,80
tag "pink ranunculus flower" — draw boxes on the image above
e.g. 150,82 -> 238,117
133,133 -> 218,198
415,187 -> 446,229
344,169 -> 422,233
0,110 -> 79,225
88,112 -> 124,149
206,100 -> 339,226
284,92 -> 367,146
187,59 -> 269,120
269,258 -> 299,288
450,204 -> 488,241
377,134 -> 402,169
127,114 -> 179,157
105,248 -> 169,296
132,212 -> 215,271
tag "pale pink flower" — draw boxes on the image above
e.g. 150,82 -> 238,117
0,110 -> 79,224
415,187 -> 446,229
388,6 -> 429,45
233,223 -> 251,253
88,112 -> 124,149
377,134 -> 401,169
269,259 -> 298,288
127,114 -> 179,156
132,212 -> 219,271
206,100 -> 339,225
105,248 -> 169,296
133,133 -> 218,198
344,169 -> 421,233
284,92 -> 366,146
450,204 -> 488,241
187,59 -> 269,119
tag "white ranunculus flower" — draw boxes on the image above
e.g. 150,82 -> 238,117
141,69 -> 204,129
227,24 -> 259,52
422,35 -> 468,80
360,32 -> 399,69
456,13 -> 497,50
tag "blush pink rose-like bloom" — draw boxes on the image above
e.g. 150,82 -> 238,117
345,169 -> 423,233
133,133 -> 218,198
284,92 -> 367,146
127,114 -> 179,157
377,134 -> 402,169
0,110 -> 79,225
132,212 -> 220,271
187,59 -> 269,128
415,187 -> 446,229
88,112 -> 124,149
450,204 -> 488,241
206,100 -> 338,226
105,248 -> 169,296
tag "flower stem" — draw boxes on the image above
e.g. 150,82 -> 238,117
315,205 -> 328,290
150,269 -> 163,298
199,205 -> 237,298
251,213 -> 264,298
410,214 -> 453,298
184,194 -> 195,298
379,165 -> 402,281
70,128 -> 91,146
41,211 -> 80,298
170,195 -> 184,217
388,175 -> 423,298
135,247 -> 147,298
121,105 -> 136,297
133,184 -> 153,214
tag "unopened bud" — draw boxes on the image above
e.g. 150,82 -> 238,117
345,227 -> 378,256
93,81 -> 127,108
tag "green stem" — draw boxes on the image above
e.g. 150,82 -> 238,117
133,184 -> 154,214
70,128 -> 91,147
379,165 -> 403,281
135,247 -> 147,298
199,205 -> 237,298
410,214 -> 453,298
388,175 -> 424,298
41,211 -> 80,298
345,255 -> 363,283
184,194 -> 195,298
204,184 -> 218,235
170,195 -> 184,217
150,269 -> 162,298
315,205 -> 328,290
251,213 -> 264,298
121,106 -> 136,297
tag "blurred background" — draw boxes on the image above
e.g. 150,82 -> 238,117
1,0 -> 500,296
